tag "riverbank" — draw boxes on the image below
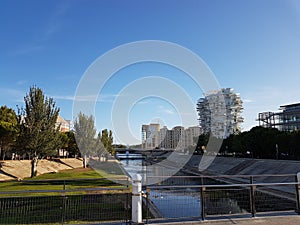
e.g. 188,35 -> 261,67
185,155 -> 300,176
180,155 -> 300,199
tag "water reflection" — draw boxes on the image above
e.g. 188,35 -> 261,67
119,155 -> 245,218
149,189 -> 201,218
119,158 -> 146,180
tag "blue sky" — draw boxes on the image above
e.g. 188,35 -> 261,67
1,0 -> 300,144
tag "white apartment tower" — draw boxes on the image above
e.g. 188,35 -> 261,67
197,88 -> 243,138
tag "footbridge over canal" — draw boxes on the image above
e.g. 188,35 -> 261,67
114,148 -> 174,154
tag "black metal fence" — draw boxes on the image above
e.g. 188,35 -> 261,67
144,174 -> 300,223
0,178 -> 131,224
1,174 -> 300,224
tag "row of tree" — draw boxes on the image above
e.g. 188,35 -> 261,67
195,126 -> 300,160
0,86 -> 114,177
73,112 -> 114,168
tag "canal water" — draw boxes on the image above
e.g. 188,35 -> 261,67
118,154 -> 295,218
118,155 -> 245,218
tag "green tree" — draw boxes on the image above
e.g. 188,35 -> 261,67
101,129 -> 109,151
108,130 -> 114,154
16,86 -> 60,177
94,132 -> 106,161
100,129 -> 114,154
194,134 -> 209,154
0,106 -> 18,160
245,127 -> 281,159
58,132 -> 69,157
289,131 -> 300,159
65,131 -> 80,158
73,112 -> 96,168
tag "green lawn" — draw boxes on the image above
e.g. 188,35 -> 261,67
0,167 -> 131,224
0,167 -> 129,196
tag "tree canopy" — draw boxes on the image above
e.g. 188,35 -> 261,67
15,86 -> 60,177
196,126 -> 300,160
0,106 -> 18,160
73,112 -> 97,167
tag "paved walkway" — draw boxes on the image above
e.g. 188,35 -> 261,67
150,215 -> 300,225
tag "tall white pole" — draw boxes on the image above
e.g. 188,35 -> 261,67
132,174 -> 143,224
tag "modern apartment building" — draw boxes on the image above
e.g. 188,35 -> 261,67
184,126 -> 202,148
141,123 -> 160,149
147,125 -> 202,150
197,88 -> 243,138
172,126 -> 185,149
258,103 -> 300,131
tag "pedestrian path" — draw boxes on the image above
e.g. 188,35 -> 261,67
150,215 -> 300,225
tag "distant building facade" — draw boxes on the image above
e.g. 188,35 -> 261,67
184,126 -> 202,148
141,124 -> 160,149
258,103 -> 300,131
141,124 -> 202,150
197,88 -> 243,138
55,115 -> 71,157
55,115 -> 71,132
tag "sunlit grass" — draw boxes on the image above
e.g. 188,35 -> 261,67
0,167 -> 129,196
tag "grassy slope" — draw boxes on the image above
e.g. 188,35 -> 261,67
0,167 -> 129,194
0,166 -> 131,224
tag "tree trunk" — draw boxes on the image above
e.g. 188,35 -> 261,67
31,156 -> 38,178
83,155 -> 87,168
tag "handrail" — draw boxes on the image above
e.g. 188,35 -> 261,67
0,176 -> 129,183
0,186 -> 129,195
147,181 -> 299,190
146,174 -> 296,179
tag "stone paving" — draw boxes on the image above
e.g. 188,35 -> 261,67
149,215 -> 300,225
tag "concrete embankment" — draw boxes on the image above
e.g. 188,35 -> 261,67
0,158 -> 83,180
183,155 -> 300,197
185,155 -> 300,178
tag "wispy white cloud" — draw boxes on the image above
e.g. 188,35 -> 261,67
157,105 -> 175,115
0,88 -> 24,103
52,94 -> 121,103
243,98 -> 254,103
52,95 -> 76,101
42,2 -> 70,41
10,2 -> 70,56
161,109 -> 175,114
17,80 -> 28,86
10,45 -> 45,56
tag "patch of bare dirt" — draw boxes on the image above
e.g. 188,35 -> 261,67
0,158 -> 83,180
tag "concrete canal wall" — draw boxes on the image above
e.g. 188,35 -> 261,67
186,156 -> 300,177
183,156 -> 300,197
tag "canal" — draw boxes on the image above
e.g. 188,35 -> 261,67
118,154 -> 247,218
117,153 -> 296,219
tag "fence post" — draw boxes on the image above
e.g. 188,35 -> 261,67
132,174 -> 143,224
296,173 -> 300,214
146,188 -> 150,224
200,186 -> 205,221
249,176 -> 256,217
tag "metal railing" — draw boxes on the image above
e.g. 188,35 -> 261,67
1,174 -> 300,224
144,174 -> 300,223
0,178 -> 131,224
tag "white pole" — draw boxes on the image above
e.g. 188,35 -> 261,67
132,174 -> 143,224
296,172 -> 300,213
